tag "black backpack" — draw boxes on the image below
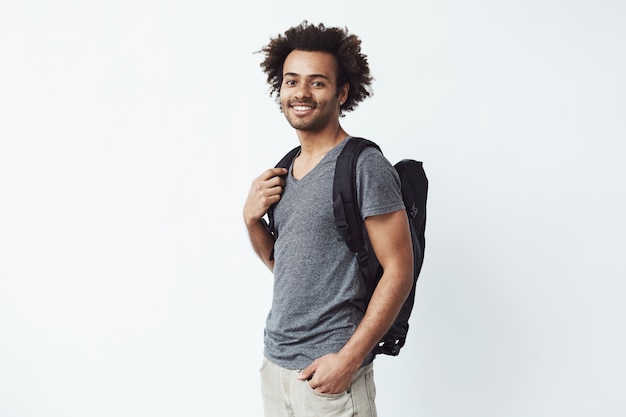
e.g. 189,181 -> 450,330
267,137 -> 428,356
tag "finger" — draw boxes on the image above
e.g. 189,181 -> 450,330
261,184 -> 284,201
250,178 -> 283,199
264,175 -> 286,189
297,364 -> 316,381
258,167 -> 288,181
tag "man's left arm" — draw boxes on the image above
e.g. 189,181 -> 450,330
298,209 -> 414,393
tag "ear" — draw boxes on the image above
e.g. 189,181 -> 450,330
339,83 -> 349,105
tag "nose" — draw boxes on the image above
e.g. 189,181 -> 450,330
294,83 -> 311,101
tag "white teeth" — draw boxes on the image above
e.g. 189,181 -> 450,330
293,106 -> 312,111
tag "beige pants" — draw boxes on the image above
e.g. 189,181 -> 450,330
260,357 -> 378,417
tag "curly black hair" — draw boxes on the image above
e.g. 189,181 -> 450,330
259,21 -> 373,114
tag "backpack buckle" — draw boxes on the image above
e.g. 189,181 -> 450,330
376,338 -> 404,356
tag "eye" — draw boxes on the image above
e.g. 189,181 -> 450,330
284,79 -> 296,86
311,81 -> 324,87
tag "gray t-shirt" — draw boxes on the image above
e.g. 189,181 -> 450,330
264,138 -> 404,370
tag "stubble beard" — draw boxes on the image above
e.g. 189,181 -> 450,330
281,97 -> 340,132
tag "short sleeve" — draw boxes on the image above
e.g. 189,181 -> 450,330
355,147 -> 405,219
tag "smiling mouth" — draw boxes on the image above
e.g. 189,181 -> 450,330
289,101 -> 316,113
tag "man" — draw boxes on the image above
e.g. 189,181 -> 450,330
243,22 -> 413,416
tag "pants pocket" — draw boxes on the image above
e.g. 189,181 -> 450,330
259,357 -> 269,373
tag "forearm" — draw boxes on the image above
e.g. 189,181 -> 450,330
338,265 -> 413,366
245,217 -> 275,272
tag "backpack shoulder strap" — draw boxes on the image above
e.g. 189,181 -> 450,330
274,146 -> 301,171
332,137 -> 381,288
266,145 -> 301,260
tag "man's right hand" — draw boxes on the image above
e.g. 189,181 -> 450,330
243,167 -> 288,226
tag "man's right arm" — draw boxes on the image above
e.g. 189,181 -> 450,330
243,167 -> 287,272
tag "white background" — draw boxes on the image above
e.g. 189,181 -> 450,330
1,1 -> 625,416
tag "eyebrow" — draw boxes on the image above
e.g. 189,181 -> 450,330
283,72 -> 332,81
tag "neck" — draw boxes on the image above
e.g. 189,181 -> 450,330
296,123 -> 349,158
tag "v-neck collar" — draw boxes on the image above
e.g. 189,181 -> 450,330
289,136 -> 351,182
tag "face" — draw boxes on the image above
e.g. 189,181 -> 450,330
279,50 -> 349,132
